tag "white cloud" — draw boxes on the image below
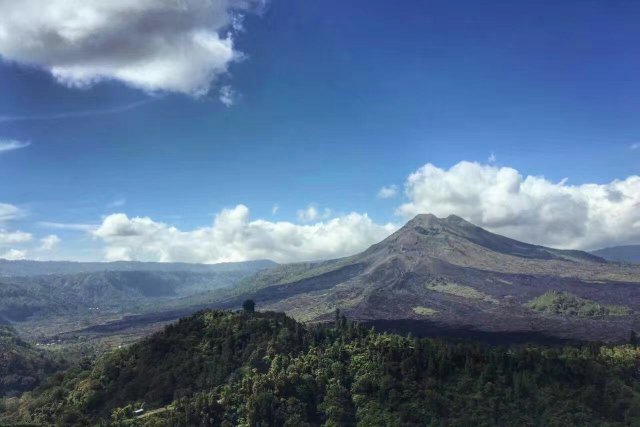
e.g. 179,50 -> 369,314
0,229 -> 32,244
631,143 -> 640,150
377,185 -> 398,199
488,152 -> 497,163
0,203 -> 24,222
218,85 -> 236,107
272,204 -> 279,215
40,234 -> 61,251
93,205 -> 397,263
0,139 -> 30,154
0,249 -> 27,260
397,161 -> 640,250
0,1 -> 263,96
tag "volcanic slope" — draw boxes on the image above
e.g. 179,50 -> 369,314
228,214 -> 640,342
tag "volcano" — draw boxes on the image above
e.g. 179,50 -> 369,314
228,214 -> 640,343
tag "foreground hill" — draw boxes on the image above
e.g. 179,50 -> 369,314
592,245 -> 640,264
2,310 -> 639,426
221,214 -> 640,343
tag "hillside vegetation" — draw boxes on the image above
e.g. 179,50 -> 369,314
526,291 -> 632,317
0,326 -> 64,397
3,310 -> 639,426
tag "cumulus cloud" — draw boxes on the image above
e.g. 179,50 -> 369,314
397,161 -> 640,250
0,0 -> 263,96
377,185 -> 398,199
0,249 -> 27,260
93,205 -> 397,263
0,139 -> 30,154
39,234 -> 61,251
0,203 -> 24,223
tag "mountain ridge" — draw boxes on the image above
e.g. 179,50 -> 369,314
0,259 -> 277,277
592,245 -> 640,264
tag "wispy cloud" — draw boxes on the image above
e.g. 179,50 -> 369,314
38,221 -> 96,232
297,204 -> 333,223
0,99 -> 154,124
631,143 -> 640,150
107,198 -> 126,209
0,203 -> 25,222
0,139 -> 30,153
219,85 -> 236,107
0,229 -> 32,244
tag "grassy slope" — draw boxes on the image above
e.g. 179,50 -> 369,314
526,291 -> 632,317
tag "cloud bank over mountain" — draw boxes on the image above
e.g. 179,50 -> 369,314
5,161 -> 639,263
0,0 -> 263,96
398,161 -> 640,250
93,205 -> 397,263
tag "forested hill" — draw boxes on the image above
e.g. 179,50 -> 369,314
3,309 -> 640,426
0,326 -> 64,398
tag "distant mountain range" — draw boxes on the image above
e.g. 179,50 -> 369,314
591,245 -> 640,264
0,259 -> 277,277
218,214 -> 640,343
0,260 -> 277,339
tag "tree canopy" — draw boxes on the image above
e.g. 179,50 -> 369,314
2,310 -> 639,426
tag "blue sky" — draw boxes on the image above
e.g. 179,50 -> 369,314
0,0 -> 639,262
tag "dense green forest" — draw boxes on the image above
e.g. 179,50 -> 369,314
0,326 -> 64,398
1,309 -> 639,426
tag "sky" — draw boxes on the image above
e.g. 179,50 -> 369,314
0,0 -> 639,263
